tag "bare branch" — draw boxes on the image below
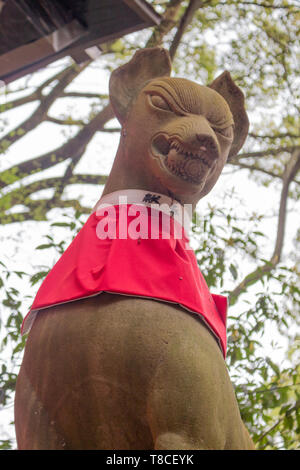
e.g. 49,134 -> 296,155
228,149 -> 300,305
249,132 -> 300,140
229,161 -> 281,179
0,174 -> 108,224
272,149 -> 300,262
146,0 -> 183,48
228,146 -> 300,162
0,91 -> 40,110
0,104 -> 114,189
62,91 -> 108,100
228,160 -> 300,186
101,127 -> 121,133
51,147 -> 86,201
1,63 -> 79,111
0,198 -> 92,225
0,63 -> 90,151
46,116 -> 86,126
45,115 -> 120,132
169,0 -> 204,60
216,1 -> 298,11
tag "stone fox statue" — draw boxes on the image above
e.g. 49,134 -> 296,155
14,48 -> 255,450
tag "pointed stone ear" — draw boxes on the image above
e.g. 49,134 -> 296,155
109,47 -> 172,124
209,71 -> 249,158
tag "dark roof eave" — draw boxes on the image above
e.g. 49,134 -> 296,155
0,0 -> 162,85
123,0 -> 161,26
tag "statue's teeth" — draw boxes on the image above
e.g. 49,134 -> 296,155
169,140 -> 212,162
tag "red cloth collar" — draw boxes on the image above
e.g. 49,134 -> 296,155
22,192 -> 227,357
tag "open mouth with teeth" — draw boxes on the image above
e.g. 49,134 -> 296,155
151,134 -> 219,184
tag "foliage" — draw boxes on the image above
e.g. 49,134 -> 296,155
0,0 -> 299,450
191,193 -> 300,449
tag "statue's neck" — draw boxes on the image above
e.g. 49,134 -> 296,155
101,145 -> 175,199
99,144 -> 197,211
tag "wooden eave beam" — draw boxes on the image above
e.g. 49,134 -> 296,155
123,0 -> 161,25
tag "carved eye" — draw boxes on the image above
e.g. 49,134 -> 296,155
215,126 -> 234,139
149,94 -> 172,111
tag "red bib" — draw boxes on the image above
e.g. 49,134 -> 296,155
22,197 -> 227,357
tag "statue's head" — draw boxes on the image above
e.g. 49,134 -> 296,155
109,47 -> 249,204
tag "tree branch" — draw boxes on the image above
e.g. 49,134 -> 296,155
271,149 -> 300,262
45,115 -> 120,132
229,160 -> 281,179
249,132 -> 300,140
51,148 -> 86,201
101,127 -> 121,133
46,115 -> 86,126
216,1 -> 297,11
0,174 -> 108,223
0,63 -> 90,152
228,146 -> 300,162
146,0 -> 183,48
0,91 -> 40,111
229,160 -> 300,186
228,149 -> 300,305
0,198 -> 92,224
255,399 -> 300,446
62,91 -> 108,100
1,65 -> 77,111
169,0 -> 204,60
0,104 -> 114,189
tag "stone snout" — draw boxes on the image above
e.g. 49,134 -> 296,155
149,112 -> 224,197
151,114 -> 220,180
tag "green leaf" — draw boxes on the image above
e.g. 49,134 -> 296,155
14,271 -> 27,278
30,271 -> 49,286
229,263 -> 238,280
266,357 -> 280,377
50,222 -> 71,227
35,244 -> 54,250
